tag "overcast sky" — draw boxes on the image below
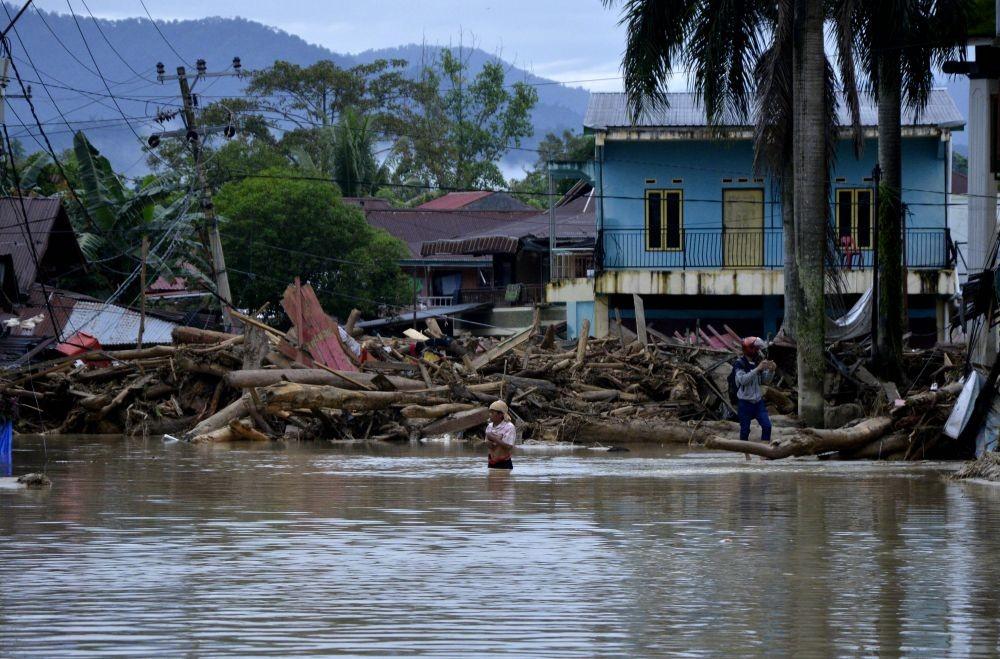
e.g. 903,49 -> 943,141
33,0 -> 631,91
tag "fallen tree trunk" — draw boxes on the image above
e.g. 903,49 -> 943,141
833,431 -> 911,460
400,403 -> 477,419
185,396 -> 250,440
228,419 -> 272,441
704,417 -> 893,459
172,326 -> 239,345
224,369 -> 425,391
259,382 -> 451,412
422,407 -> 490,436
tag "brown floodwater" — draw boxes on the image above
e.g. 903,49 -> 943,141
2,436 -> 1000,657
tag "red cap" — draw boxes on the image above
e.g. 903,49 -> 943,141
742,336 -> 762,356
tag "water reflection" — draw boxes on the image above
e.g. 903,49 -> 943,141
1,438 -> 999,656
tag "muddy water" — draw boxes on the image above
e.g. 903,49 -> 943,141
2,437 -> 1000,657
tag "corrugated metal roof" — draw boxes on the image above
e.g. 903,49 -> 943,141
417,191 -> 495,210
0,197 -> 82,294
59,300 -> 177,347
356,302 -> 490,329
584,89 -> 965,131
365,209 -> 536,257
421,187 -> 597,256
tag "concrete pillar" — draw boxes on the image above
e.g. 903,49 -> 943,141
969,77 -> 999,364
593,295 -> 610,338
936,297 -> 948,344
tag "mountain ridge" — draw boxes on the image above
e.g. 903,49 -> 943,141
1,4 -> 589,174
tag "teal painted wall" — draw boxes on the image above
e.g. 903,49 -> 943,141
566,300 -> 595,339
600,136 -> 948,269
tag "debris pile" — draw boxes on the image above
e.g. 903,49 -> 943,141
0,280 -> 974,460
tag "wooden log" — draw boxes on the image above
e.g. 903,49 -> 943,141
96,374 -> 155,419
185,396 -> 251,440
172,326 -> 239,345
259,382 -> 451,412
834,431 -> 911,460
470,326 -> 535,371
575,319 -> 590,365
344,308 -> 363,335
192,426 -> 238,443
890,381 -> 963,417
175,354 -> 232,379
704,417 -> 894,459
242,325 -> 270,370
400,403 -> 477,419
501,375 -> 558,397
541,323 -> 557,350
421,407 -> 490,436
224,369 -> 424,391
228,419 -> 272,441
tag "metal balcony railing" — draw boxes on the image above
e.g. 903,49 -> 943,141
601,228 -> 954,270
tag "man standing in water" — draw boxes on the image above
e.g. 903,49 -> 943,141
485,400 -> 516,470
733,337 -> 775,443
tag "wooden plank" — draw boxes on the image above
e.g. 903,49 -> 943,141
281,281 -> 357,372
469,326 -> 534,371
633,294 -> 649,347
422,407 -> 490,437
425,318 -> 444,339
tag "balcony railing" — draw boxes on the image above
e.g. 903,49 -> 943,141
602,228 -> 954,270
459,284 -> 545,306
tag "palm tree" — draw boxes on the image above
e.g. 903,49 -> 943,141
333,108 -> 390,197
848,0 -> 969,380
604,0 -> 858,425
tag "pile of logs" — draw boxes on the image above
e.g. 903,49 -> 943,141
0,306 -> 972,461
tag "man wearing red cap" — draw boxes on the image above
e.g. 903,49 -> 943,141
734,337 -> 776,443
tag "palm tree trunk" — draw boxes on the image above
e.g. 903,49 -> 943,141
874,53 -> 905,380
792,0 -> 826,427
781,158 -> 798,337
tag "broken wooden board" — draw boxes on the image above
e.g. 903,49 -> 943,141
469,326 -> 534,371
633,294 -> 649,347
422,407 -> 490,437
281,279 -> 357,372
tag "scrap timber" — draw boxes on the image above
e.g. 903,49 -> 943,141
0,291 -> 973,460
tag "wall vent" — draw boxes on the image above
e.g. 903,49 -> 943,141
753,177 -> 764,183
737,177 -> 749,183
672,178 -> 683,184
722,178 -> 733,183
862,176 -> 873,182
645,178 -> 657,184
835,176 -> 847,183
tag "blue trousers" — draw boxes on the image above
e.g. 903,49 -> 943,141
0,420 -> 11,477
738,399 -> 772,442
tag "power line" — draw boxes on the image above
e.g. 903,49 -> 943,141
76,0 -> 155,83
137,0 -> 190,67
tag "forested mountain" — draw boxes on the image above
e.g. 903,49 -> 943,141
1,4 -> 589,173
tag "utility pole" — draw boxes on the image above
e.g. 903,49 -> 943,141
0,57 -> 32,137
151,58 -> 244,330
137,235 -> 148,349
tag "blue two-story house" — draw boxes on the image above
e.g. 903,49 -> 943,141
548,90 -> 964,343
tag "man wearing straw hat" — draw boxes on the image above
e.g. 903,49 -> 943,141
485,400 -> 517,470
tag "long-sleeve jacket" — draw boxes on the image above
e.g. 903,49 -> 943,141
734,357 -> 773,403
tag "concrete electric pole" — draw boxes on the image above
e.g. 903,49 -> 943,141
151,58 -> 245,330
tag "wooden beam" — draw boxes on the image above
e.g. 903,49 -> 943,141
469,326 -> 535,371
633,293 -> 649,347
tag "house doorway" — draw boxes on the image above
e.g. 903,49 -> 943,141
723,188 -> 764,267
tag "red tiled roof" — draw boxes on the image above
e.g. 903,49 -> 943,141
416,191 -> 494,210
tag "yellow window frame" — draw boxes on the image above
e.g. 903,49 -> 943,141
644,189 -> 684,251
835,188 -> 874,249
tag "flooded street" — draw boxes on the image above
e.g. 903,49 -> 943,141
2,437 -> 1000,657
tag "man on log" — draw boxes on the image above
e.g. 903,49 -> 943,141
485,400 -> 517,470
733,337 -> 775,444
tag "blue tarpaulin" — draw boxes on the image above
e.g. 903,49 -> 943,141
0,420 -> 11,477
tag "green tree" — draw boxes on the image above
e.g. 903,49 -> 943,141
333,109 -> 390,197
69,132 -> 200,299
396,48 -> 538,190
509,130 -> 595,208
215,167 -> 412,318
248,59 -> 417,129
